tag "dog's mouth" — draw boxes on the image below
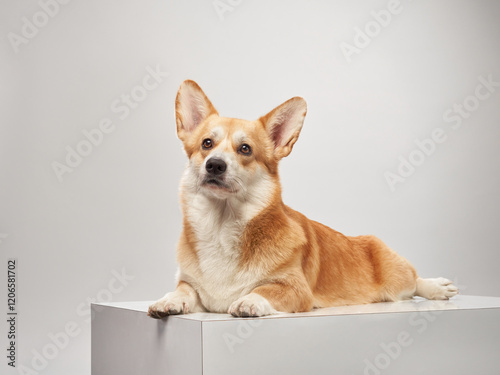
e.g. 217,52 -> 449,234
203,178 -> 231,191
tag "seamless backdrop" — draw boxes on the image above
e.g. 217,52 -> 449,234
1,1 -> 500,374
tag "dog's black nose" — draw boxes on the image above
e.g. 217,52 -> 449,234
206,158 -> 227,176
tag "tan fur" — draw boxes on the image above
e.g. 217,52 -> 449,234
148,80 -> 457,319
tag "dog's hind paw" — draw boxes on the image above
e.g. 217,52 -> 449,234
416,277 -> 459,300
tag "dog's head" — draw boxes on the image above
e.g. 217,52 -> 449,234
175,80 -> 307,200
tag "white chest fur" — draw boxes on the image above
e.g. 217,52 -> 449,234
183,193 -> 265,312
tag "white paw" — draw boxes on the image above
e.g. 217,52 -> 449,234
148,292 -> 191,319
419,277 -> 459,300
228,293 -> 275,317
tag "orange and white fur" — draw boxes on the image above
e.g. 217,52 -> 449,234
148,80 -> 458,318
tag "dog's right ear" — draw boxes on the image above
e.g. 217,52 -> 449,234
175,80 -> 218,141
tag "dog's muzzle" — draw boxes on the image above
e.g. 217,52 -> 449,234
202,157 -> 231,190
205,158 -> 227,176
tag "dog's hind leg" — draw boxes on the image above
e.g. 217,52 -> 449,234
414,277 -> 458,300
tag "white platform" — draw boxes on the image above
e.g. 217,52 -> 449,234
91,295 -> 500,375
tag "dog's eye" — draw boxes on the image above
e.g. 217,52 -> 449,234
202,139 -> 213,149
239,144 -> 252,155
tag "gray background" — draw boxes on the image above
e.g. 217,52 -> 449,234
1,0 -> 499,374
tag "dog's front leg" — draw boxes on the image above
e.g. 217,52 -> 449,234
148,280 -> 204,318
228,281 -> 313,317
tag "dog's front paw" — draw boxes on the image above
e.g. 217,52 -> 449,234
228,293 -> 275,317
148,292 -> 190,319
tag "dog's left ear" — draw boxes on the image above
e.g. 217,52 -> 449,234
259,97 -> 307,159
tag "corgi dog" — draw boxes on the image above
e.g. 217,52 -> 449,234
148,80 -> 458,318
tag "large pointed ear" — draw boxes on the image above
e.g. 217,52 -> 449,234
175,80 -> 218,141
259,97 -> 307,159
